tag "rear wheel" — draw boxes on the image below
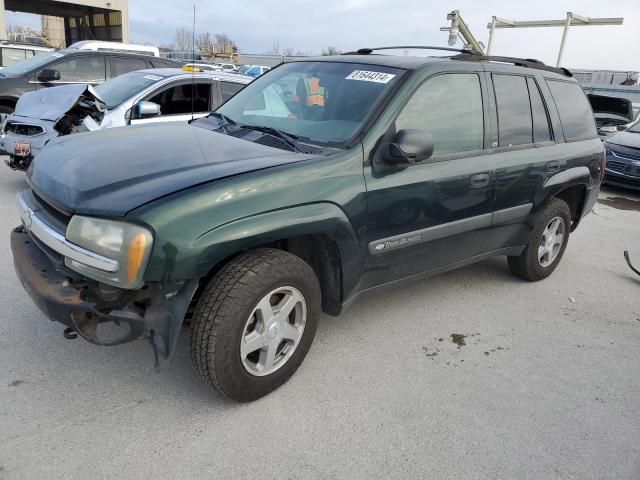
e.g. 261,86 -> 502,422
191,248 -> 321,402
508,198 -> 571,281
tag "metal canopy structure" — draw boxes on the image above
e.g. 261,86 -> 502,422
0,0 -> 129,46
486,12 -> 624,66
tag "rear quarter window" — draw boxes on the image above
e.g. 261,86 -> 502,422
546,80 -> 597,142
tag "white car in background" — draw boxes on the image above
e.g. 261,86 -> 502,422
1,68 -> 252,170
215,62 -> 237,72
0,41 -> 52,68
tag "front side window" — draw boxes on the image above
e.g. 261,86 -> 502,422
493,74 -> 533,147
547,80 -> 598,142
1,51 -> 65,76
395,73 -> 484,156
51,56 -> 106,83
148,82 -> 211,115
217,61 -> 404,146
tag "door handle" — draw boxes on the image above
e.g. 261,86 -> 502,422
546,160 -> 560,173
470,173 -> 490,188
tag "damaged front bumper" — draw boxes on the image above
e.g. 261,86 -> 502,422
11,226 -> 198,361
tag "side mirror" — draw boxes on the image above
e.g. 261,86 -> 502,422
598,125 -> 618,135
383,129 -> 434,165
132,101 -> 161,120
37,69 -> 61,82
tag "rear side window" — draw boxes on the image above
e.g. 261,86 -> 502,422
527,77 -> 552,143
111,57 -> 148,77
493,74 -> 532,147
546,80 -> 597,141
396,73 -> 484,156
220,81 -> 244,102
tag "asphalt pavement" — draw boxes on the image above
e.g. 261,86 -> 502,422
0,165 -> 638,480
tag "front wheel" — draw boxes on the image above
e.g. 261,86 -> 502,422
508,198 -> 571,281
191,248 -> 321,402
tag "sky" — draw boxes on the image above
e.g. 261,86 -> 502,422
6,0 -> 640,70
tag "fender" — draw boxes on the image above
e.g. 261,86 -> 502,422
543,166 -> 591,191
191,202 -> 364,298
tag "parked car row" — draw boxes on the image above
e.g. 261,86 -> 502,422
1,68 -> 252,169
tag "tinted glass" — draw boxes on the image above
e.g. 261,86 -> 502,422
547,80 -> 598,141
111,57 -> 148,76
527,77 -> 552,143
396,73 -> 484,155
220,81 -> 244,102
53,56 -> 106,83
148,82 -> 211,115
2,48 -> 26,67
1,51 -> 65,75
493,74 -> 533,147
218,61 -> 404,146
94,71 -> 165,109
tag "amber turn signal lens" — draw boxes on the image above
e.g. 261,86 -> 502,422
127,232 -> 148,283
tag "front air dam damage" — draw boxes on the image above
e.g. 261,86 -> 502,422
11,226 -> 198,365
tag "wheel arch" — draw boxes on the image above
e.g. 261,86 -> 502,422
191,203 -> 364,316
541,166 -> 591,231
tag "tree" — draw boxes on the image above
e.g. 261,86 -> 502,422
321,46 -> 341,56
282,46 -> 295,57
173,27 -> 194,52
197,32 -> 214,54
214,33 -> 236,54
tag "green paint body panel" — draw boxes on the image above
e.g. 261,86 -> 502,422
119,60 -> 603,307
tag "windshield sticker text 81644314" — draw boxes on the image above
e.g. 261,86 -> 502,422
346,70 -> 396,84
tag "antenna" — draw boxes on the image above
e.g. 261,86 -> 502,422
191,4 -> 196,121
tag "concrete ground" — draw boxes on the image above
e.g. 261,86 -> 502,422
0,165 -> 638,480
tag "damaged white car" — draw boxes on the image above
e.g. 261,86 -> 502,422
1,68 -> 252,170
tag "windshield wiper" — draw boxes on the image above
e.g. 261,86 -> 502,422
206,112 -> 237,132
236,124 -> 303,152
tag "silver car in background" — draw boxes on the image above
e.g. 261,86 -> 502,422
1,67 -> 252,170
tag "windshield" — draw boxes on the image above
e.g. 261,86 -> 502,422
1,51 -> 66,76
628,120 -> 640,133
94,71 -> 166,109
216,61 -> 404,146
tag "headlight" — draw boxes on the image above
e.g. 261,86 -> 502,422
65,216 -> 153,289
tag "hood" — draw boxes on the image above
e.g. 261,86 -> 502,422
13,83 -> 104,122
605,130 -> 640,150
588,94 -> 634,125
28,123 -> 315,216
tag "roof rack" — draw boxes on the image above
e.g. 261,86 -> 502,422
345,45 -> 478,55
450,52 -> 572,77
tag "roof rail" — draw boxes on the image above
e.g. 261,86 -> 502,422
345,46 -> 478,55
451,52 -> 572,77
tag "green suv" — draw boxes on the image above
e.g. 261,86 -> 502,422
11,47 -> 604,401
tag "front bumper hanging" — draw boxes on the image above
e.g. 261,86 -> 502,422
11,226 -> 198,360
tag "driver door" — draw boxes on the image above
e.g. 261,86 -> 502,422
362,70 -> 495,289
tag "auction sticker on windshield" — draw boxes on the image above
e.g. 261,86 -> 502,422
144,74 -> 162,81
346,70 -> 396,84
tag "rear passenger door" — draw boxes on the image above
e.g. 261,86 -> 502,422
483,70 -> 560,252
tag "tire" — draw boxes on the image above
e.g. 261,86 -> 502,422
191,248 -> 321,402
508,198 -> 571,282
